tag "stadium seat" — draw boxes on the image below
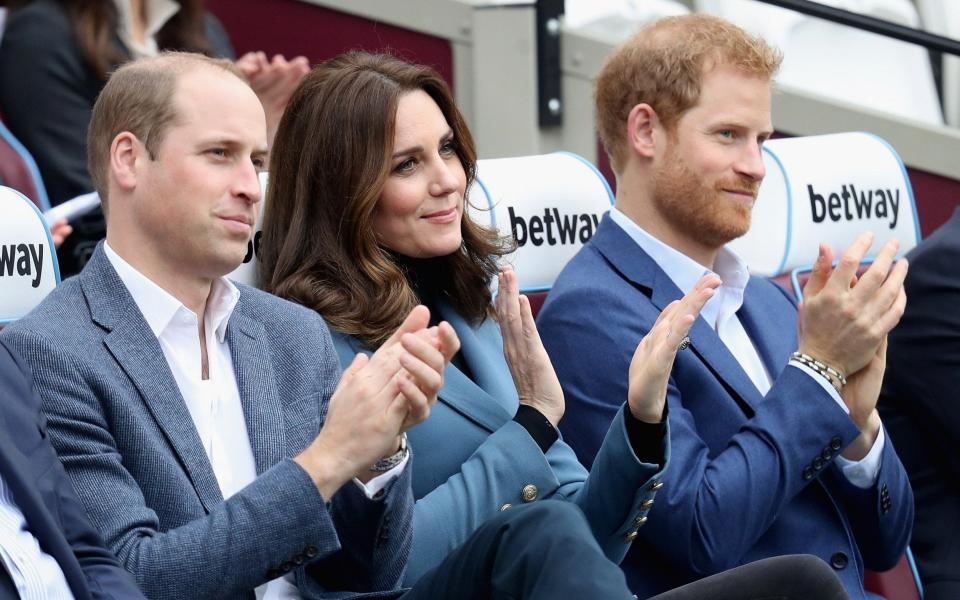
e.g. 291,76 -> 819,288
468,152 -> 614,316
0,186 -> 60,324
0,119 -> 51,211
727,131 -> 920,283
697,0 -> 943,125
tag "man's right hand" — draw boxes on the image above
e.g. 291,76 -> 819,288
295,306 -> 457,499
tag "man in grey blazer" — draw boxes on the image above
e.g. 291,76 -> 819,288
0,52 -> 649,600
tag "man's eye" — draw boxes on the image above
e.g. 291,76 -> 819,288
718,130 -> 734,139
209,148 -> 228,158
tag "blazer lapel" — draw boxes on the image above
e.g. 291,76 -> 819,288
0,420 -> 90,599
737,282 -> 797,379
82,247 -> 224,512
592,216 -> 763,414
225,310 -> 283,474
434,305 -> 515,432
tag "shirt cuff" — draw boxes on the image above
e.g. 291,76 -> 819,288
513,405 -> 559,453
352,453 -> 409,499
624,405 -> 666,466
835,425 -> 885,488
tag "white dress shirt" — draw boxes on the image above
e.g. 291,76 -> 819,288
0,473 -> 74,599
609,208 -> 884,487
104,243 -> 406,599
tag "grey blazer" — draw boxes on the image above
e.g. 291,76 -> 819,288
1,245 -> 412,600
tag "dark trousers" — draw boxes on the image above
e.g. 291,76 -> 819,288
403,501 -> 848,600
404,500 -> 634,599
649,554 -> 849,600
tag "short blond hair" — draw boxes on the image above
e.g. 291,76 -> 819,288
86,52 -> 243,208
595,14 -> 782,173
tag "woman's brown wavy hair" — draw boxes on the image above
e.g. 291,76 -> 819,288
260,52 -> 510,349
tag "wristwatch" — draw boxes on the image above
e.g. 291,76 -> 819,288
370,433 -> 408,472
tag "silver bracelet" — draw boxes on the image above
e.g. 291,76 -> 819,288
790,352 -> 844,393
370,433 -> 408,472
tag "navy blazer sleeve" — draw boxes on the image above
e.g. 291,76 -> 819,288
0,339 -> 145,600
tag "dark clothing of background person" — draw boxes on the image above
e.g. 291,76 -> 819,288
0,0 -> 234,276
879,207 -> 960,600
0,337 -> 146,600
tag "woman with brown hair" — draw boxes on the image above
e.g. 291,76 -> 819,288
259,52 -> 849,600
259,50 -> 712,584
0,0 -> 307,275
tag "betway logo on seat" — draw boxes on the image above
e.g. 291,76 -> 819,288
0,243 -> 44,288
508,206 -> 600,247
808,184 -> 900,229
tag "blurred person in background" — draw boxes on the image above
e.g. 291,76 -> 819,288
0,0 -> 307,275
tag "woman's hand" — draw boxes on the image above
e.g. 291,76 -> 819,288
235,51 -> 310,147
496,265 -> 564,426
627,275 -> 720,423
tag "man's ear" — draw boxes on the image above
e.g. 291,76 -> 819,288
626,103 -> 660,159
110,132 -> 143,192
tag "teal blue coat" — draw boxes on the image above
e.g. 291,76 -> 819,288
331,301 -> 669,584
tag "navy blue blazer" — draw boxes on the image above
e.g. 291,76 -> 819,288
538,215 -> 913,599
332,300 -> 668,585
0,338 -> 143,600
1,246 -> 412,599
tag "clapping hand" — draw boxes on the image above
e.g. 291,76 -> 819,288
496,265 -> 564,427
627,274 -> 720,423
235,51 -> 310,146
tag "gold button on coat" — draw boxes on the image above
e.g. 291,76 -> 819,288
634,515 -> 648,527
499,503 -> 513,511
626,531 -> 638,542
652,481 -> 664,491
521,484 -> 539,502
641,498 -> 655,510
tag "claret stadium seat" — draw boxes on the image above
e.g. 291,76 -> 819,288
0,120 -> 51,212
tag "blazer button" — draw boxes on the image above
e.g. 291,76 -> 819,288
304,545 -> 319,558
634,515 -> 648,528
830,437 -> 843,451
500,503 -> 513,511
812,457 -> 824,471
821,448 -> 833,461
521,484 -> 539,503
641,498 -> 655,510
830,552 -> 848,570
625,531 -> 638,542
652,481 -> 664,491
293,555 -> 305,566
802,466 -> 814,481
281,561 -> 294,573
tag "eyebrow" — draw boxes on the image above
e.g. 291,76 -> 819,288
202,138 -> 268,155
391,129 -> 455,159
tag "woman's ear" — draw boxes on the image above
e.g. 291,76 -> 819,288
626,103 -> 660,159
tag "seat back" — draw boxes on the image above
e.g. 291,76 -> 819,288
0,120 -> 51,211
0,186 -> 60,324
727,132 -> 920,290
469,152 -> 614,316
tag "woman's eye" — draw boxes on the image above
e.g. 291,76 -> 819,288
395,158 -> 416,173
252,157 -> 266,171
440,140 -> 457,155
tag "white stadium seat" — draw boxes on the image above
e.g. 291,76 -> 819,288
0,185 -> 60,324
